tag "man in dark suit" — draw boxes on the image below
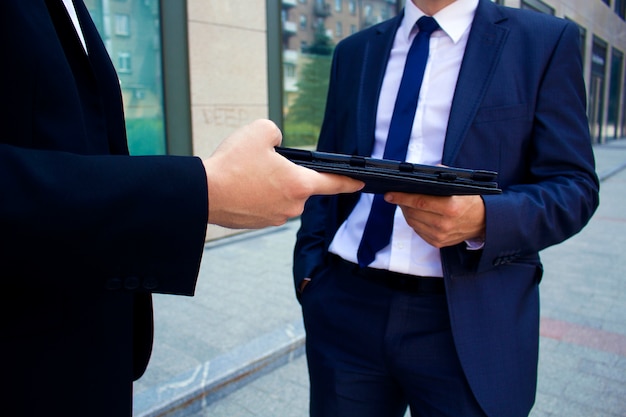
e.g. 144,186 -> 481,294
294,0 -> 599,416
0,1 -> 362,416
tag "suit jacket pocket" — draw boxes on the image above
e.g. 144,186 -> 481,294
474,103 -> 529,124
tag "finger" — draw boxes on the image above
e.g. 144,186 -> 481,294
384,192 -> 412,205
398,205 -> 433,230
388,193 -> 453,216
385,192 -> 433,210
309,171 -> 364,195
244,119 -> 282,148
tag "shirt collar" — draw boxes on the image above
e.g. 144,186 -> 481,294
402,0 -> 479,44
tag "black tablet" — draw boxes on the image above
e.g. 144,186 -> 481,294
276,147 -> 501,196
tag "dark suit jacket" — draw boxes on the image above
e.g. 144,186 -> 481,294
294,1 -> 599,416
0,1 -> 208,416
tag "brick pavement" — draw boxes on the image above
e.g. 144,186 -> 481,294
134,140 -> 626,417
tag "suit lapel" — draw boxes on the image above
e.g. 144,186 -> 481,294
73,0 -> 113,71
442,0 -> 509,165
356,15 -> 402,156
45,0 -> 92,77
43,0 -> 128,155
73,0 -> 130,155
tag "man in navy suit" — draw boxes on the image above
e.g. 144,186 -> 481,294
294,0 -> 599,416
0,1 -> 362,416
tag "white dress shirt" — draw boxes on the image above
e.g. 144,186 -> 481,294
62,0 -> 88,53
329,0 -> 479,277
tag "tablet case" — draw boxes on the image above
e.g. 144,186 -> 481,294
276,147 -> 502,196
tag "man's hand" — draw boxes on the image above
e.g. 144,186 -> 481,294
203,119 -> 364,229
385,192 -> 486,248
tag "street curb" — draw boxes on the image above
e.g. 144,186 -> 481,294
133,321 -> 306,417
598,161 -> 626,182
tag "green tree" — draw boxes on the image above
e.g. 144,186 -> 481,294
284,25 -> 334,147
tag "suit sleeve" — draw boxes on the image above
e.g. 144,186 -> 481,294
476,21 -> 599,272
0,144 -> 208,295
0,1 -> 209,296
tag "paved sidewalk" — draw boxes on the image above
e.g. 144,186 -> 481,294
133,140 -> 626,417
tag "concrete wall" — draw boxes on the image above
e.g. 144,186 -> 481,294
187,1 -> 271,240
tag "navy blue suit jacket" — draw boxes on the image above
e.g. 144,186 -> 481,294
0,1 -> 207,415
295,1 -> 599,415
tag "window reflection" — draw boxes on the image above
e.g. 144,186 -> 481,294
281,0 -> 399,147
85,0 -> 166,155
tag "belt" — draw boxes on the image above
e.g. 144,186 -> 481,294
329,254 -> 445,295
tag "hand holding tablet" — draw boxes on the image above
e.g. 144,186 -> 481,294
276,147 -> 502,196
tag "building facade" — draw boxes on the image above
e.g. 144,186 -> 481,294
84,0 -> 626,239
501,0 -> 626,143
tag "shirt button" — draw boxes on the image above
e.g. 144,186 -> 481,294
143,277 -> 159,290
105,278 -> 122,290
124,276 -> 140,290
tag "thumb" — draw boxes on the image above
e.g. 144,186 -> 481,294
309,171 -> 364,196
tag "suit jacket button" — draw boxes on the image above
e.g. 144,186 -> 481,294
143,277 -> 159,290
106,278 -> 123,290
124,276 -> 140,290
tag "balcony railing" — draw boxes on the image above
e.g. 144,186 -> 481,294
283,49 -> 299,64
283,20 -> 297,36
314,2 -> 331,17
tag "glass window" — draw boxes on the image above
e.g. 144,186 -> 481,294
616,0 -> 626,20
622,71 -> 626,137
278,1 -> 401,147
114,14 -> 131,36
86,0 -> 166,155
117,51 -> 132,73
608,48 -> 624,139
589,36 -> 608,143
566,18 -> 587,64
285,63 -> 297,78
521,0 -> 555,15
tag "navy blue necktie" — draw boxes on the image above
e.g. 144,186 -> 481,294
357,16 -> 440,267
